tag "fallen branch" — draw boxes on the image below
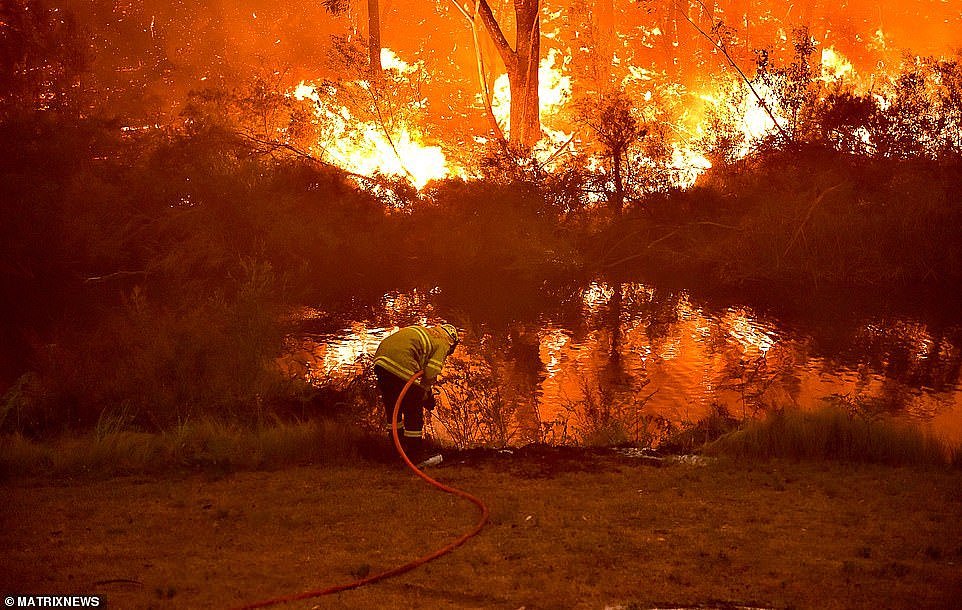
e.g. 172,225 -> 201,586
537,129 -> 579,170
448,0 -> 509,147
602,221 -> 741,269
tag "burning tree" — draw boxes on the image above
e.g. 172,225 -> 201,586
450,0 -> 542,148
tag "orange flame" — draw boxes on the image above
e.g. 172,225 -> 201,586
489,47 -> 573,156
292,49 -> 455,190
820,47 -> 854,83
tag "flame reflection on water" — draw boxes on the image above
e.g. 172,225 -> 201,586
285,283 -> 962,447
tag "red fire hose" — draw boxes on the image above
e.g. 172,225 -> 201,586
237,370 -> 489,609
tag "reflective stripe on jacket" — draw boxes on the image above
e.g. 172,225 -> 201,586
373,325 -> 454,389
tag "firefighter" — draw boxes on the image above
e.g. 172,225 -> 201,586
373,323 -> 459,463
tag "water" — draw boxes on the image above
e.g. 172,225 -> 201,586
285,281 -> 962,448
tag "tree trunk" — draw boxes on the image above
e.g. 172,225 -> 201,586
611,147 -> 624,215
476,0 -> 542,147
368,0 -> 382,76
509,2 -> 540,148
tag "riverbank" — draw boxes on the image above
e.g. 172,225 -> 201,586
3,455 -> 960,609
3,406 -> 957,481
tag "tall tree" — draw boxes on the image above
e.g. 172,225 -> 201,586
324,0 -> 382,76
451,0 -> 542,148
367,0 -> 382,76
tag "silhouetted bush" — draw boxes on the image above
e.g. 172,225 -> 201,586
0,115 -> 400,434
597,146 -> 962,291
411,178 -> 583,286
8,259 -> 291,433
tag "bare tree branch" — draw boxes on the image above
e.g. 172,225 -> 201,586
84,270 -> 148,284
235,130 -> 409,191
475,1 -> 518,72
537,129 -> 578,170
678,0 -> 792,144
361,81 -> 419,183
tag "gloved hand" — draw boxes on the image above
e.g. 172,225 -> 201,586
424,391 -> 436,411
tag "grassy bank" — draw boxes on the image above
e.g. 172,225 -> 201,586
3,406 -> 959,480
3,456 -> 960,609
707,407 -> 961,467
0,419 -> 369,479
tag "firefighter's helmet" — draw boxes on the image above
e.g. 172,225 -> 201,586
439,323 -> 459,346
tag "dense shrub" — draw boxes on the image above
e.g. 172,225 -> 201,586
4,46 -> 962,439
596,146 -> 962,291
6,260 -> 290,432
0,117 -> 397,434
414,179 -> 581,279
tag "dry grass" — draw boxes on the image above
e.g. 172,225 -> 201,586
0,418 -> 365,479
2,457 -> 960,609
706,406 -> 959,467
6,404 -> 958,481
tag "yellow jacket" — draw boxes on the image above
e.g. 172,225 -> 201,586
373,325 -> 455,389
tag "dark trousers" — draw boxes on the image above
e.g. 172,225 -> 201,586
374,365 -> 428,436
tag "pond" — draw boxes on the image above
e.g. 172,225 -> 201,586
283,281 -> 962,449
